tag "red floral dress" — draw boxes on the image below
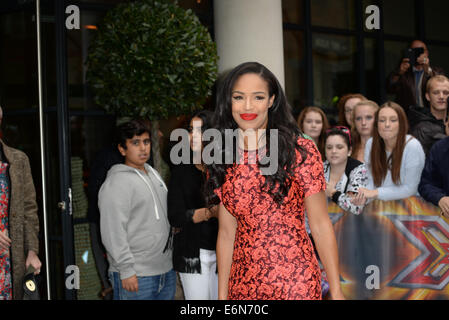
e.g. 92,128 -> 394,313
0,162 -> 11,300
215,137 -> 325,300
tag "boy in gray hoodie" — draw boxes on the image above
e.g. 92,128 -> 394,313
99,120 -> 175,300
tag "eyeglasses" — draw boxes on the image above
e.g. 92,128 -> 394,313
326,126 -> 352,145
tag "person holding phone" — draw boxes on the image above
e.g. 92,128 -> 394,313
387,40 -> 444,114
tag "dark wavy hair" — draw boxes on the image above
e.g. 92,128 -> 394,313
117,119 -> 151,150
325,127 -> 351,149
187,109 -> 214,133
205,62 -> 307,205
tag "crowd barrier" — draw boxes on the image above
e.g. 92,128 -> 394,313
329,196 -> 449,300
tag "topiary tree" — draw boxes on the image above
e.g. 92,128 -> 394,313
86,0 -> 218,172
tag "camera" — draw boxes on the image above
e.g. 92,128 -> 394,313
404,47 -> 425,66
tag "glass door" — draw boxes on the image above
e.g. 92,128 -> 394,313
0,0 -> 77,299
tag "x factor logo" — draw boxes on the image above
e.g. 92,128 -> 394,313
385,214 -> 449,290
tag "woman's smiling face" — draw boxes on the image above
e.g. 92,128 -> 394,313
231,73 -> 275,132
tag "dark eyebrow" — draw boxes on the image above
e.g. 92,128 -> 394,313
232,91 -> 267,95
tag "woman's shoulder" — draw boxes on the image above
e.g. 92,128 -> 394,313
296,134 -> 317,151
346,157 -> 364,171
405,135 -> 423,149
404,135 -> 425,155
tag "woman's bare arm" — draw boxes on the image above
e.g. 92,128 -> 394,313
306,191 -> 345,299
216,203 -> 237,300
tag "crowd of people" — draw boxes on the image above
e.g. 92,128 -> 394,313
1,39 -> 449,300
94,45 -> 449,301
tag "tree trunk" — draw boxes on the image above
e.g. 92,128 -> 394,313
151,119 -> 162,173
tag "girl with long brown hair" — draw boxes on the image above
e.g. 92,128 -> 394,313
297,106 -> 330,159
351,100 -> 379,162
354,102 -> 425,202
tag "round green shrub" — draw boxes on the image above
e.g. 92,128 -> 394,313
86,0 -> 218,119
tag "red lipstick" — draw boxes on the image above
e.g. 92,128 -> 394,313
240,113 -> 257,121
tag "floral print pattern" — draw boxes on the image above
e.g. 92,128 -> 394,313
215,138 -> 325,300
0,162 -> 11,300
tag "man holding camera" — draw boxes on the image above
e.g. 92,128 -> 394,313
387,40 -> 444,114
408,75 -> 449,155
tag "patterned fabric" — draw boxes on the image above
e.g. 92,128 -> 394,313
215,137 -> 325,300
323,160 -> 368,215
0,162 -> 11,300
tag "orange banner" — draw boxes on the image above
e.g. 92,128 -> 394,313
330,196 -> 449,300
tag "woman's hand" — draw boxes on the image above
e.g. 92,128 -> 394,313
0,229 -> 11,252
350,192 -> 366,206
25,251 -> 42,275
325,183 -> 336,198
358,188 -> 378,200
193,208 -> 216,223
208,205 -> 219,219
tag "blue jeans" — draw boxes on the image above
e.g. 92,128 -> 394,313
109,269 -> 176,300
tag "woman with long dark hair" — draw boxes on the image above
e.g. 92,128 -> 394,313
205,62 -> 344,300
323,127 -> 368,215
167,110 -> 219,300
355,102 -> 425,202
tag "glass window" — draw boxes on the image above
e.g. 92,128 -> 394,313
382,0 -> 415,37
312,33 -> 357,122
70,115 -> 116,169
364,38 -> 377,101
427,45 -> 449,78
282,0 -> 304,25
0,12 -> 38,109
178,0 -> 213,18
67,10 -> 109,110
384,40 -> 409,80
425,0 -> 449,42
311,0 -> 355,30
384,40 -> 409,101
283,30 -> 306,114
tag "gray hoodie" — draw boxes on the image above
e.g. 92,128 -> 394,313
99,163 -> 172,280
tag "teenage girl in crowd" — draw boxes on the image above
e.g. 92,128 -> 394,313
337,93 -> 367,128
207,62 -> 344,300
297,106 -> 329,159
354,102 -> 426,203
350,100 -> 379,163
324,127 -> 368,215
167,110 -> 219,300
